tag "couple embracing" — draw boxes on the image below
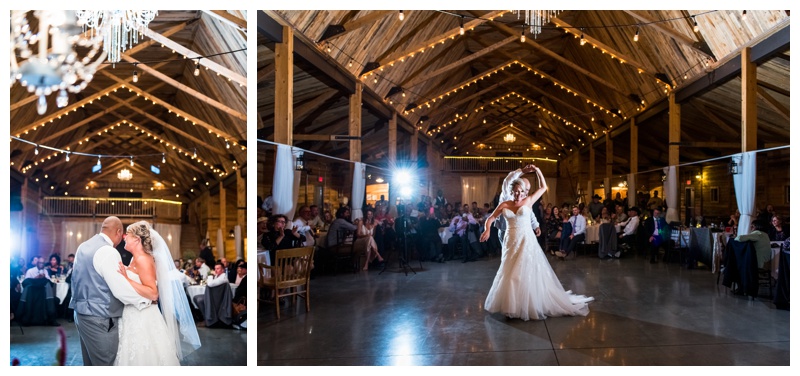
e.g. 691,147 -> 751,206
70,216 -> 200,366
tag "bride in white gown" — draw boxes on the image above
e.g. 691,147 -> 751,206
480,165 -> 593,321
115,221 -> 201,365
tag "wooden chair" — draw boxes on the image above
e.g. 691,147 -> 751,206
329,228 -> 357,273
261,247 -> 315,319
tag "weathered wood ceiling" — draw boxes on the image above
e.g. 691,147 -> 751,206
259,10 -> 789,172
10,10 -> 247,201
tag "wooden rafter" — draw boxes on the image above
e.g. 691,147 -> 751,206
202,10 -> 247,32
622,10 -> 714,60
142,27 -> 247,87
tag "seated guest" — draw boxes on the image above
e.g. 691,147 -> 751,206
308,205 -> 325,229
613,204 -> 628,225
618,207 -> 641,251
735,219 -> 772,268
257,216 -> 269,252
47,254 -> 65,277
769,215 -> 789,242
597,206 -> 612,224
192,262 -> 229,317
29,256 -> 40,270
194,258 -> 211,280
727,209 -> 740,229
321,210 -> 334,232
65,254 -> 75,274
233,262 -> 247,303
24,258 -> 49,280
546,206 -> 562,240
265,214 -> 306,265
354,209 -> 384,271
588,194 -> 604,219
293,205 -> 318,248
326,207 -> 359,249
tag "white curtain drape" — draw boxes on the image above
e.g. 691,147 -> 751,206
627,173 -> 636,208
234,225 -> 243,260
153,223 -> 182,261
63,221 -> 100,259
733,152 -> 757,235
461,176 -> 494,207
272,144 -> 296,223
543,177 -> 557,207
351,162 -> 366,220
664,166 -> 679,223
216,228 -> 225,260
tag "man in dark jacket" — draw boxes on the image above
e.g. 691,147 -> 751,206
643,206 -> 669,263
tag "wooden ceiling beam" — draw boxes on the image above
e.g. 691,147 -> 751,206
202,10 -> 247,33
321,10 -> 393,42
13,83 -> 124,136
755,84 -> 790,122
257,62 -> 275,84
425,75 -> 517,121
622,11 -> 714,59
100,70 -> 243,144
757,79 -> 789,97
120,54 -> 247,122
293,89 -> 341,124
372,10 -> 508,73
142,27 -> 246,87
404,36 -> 517,89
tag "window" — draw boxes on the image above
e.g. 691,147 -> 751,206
710,187 -> 720,203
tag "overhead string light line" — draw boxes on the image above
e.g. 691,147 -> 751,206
257,139 -> 391,173
319,10 -> 721,133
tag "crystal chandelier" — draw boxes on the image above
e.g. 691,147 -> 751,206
504,133 -> 516,143
117,168 -> 133,181
516,10 -> 562,38
75,10 -> 158,63
10,10 -> 106,115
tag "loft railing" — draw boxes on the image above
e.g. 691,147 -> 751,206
41,197 -> 182,219
443,156 -> 557,172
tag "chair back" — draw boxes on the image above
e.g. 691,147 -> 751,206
272,246 -> 315,289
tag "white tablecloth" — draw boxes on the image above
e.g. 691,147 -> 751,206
54,281 -> 69,304
438,227 -> 453,245
769,241 -> 783,279
185,283 -> 237,309
712,233 -> 728,273
257,251 -> 272,282
585,225 -> 601,243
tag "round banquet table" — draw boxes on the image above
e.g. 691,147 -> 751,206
185,283 -> 237,309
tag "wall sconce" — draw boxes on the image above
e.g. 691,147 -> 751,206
661,174 -> 667,182
228,229 -> 235,238
729,160 -> 740,175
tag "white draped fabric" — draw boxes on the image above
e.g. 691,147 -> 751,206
272,144 -> 296,223
733,152 -> 757,235
234,225 -> 243,260
63,221 -> 100,258
153,223 -> 182,260
627,174 -> 636,208
664,166 -> 679,223
461,176 -> 494,207
216,228 -> 225,260
351,162 -> 366,220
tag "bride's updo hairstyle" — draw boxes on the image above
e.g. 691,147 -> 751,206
127,220 -> 154,255
511,179 -> 526,191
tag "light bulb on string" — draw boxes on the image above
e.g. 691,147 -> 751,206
65,152 -> 70,162
130,157 -> 134,167
693,17 -> 699,32
193,148 -> 197,158
34,145 -> 39,155
580,32 -> 586,46
399,10 -> 404,21
520,25 -> 526,43
742,10 -> 747,20
226,140 -> 230,149
194,58 -> 201,76
633,27 -> 639,42
162,153 -> 166,163
132,69 -> 138,83
459,16 -> 465,35
97,157 -> 101,167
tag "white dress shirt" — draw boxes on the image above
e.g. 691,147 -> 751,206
570,214 -> 587,236
92,233 -> 151,310
206,272 -> 228,287
196,262 -> 211,278
621,215 -> 639,236
24,267 -> 49,280
293,217 -> 315,247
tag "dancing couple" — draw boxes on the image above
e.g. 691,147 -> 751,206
70,216 -> 201,366
480,165 -> 593,320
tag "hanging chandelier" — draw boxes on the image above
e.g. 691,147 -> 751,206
10,10 -> 106,115
516,10 -> 562,38
504,133 -> 517,143
75,10 -> 158,63
117,168 -> 133,181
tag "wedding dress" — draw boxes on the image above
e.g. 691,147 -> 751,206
115,271 -> 180,366
484,205 -> 593,320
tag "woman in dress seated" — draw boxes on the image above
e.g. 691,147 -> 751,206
354,209 -> 384,270
769,215 -> 789,242
47,254 -> 65,277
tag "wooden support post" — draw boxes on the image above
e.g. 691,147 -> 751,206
274,26 -> 294,145
411,124 -> 418,163
389,113 -> 397,166
742,47 -> 758,152
349,82 -> 363,163
606,133 -> 613,199
219,181 -> 227,259
668,93 -> 681,167
588,146 -> 595,198
630,117 -> 638,176
236,169 -> 245,260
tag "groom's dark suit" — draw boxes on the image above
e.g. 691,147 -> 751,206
70,233 -> 150,365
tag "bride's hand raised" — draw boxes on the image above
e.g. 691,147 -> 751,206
117,261 -> 129,279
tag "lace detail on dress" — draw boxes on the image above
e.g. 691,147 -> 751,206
114,271 -> 181,366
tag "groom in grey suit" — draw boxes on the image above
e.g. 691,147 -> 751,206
495,165 -> 541,241
69,216 -> 151,366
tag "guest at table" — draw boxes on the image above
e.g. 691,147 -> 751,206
233,262 -> 247,305
757,204 -> 776,224
597,206 -> 612,224
735,219 -> 773,268
545,206 -> 562,241
588,194 -> 604,219
618,207 -> 641,252
727,209 -> 740,229
613,192 -> 626,211
194,258 -> 211,280
257,216 -> 269,251
557,209 -> 574,257
24,258 -> 49,280
354,208 -> 384,271
28,256 -> 40,270
46,254 -> 65,277
321,210 -> 334,232
192,262 -> 228,317
308,205 -> 325,229
266,214 -> 306,265
229,259 -> 244,283
769,215 -> 789,242
644,206 -> 669,264
174,259 -> 181,270
448,204 -> 478,262
293,205 -> 318,248
326,207 -> 359,250
613,204 -> 628,225
65,254 -> 75,274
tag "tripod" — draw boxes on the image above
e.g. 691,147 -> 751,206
380,217 -> 417,275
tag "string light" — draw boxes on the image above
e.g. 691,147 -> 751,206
580,30 -> 586,46
226,140 -> 230,149
130,157 -> 134,167
65,152 -> 70,162
742,10 -> 747,20
162,153 -> 166,163
132,63 -> 139,83
399,10 -> 404,21
34,145 -> 39,155
194,61 -> 201,77
459,16 -> 465,35
633,27 -> 639,42
693,17 -> 699,32
520,25 -> 526,43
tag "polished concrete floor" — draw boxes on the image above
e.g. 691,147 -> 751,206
10,317 -> 246,366
258,250 -> 790,366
